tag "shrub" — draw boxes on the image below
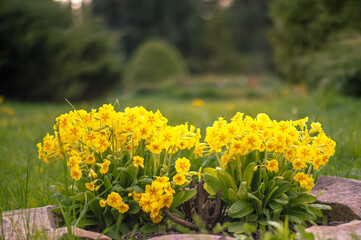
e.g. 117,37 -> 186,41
38,104 -> 202,237
269,0 -> 361,96
203,113 -> 335,231
38,104 -> 335,237
126,39 -> 187,90
0,0 -> 122,101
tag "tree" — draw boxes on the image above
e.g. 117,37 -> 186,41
0,0 -> 122,101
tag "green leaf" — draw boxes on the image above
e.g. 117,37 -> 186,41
128,200 -> 141,214
264,185 -> 279,207
274,193 -> 289,205
228,199 -> 254,218
137,178 -> 153,188
228,222 -> 257,234
265,180 -> 276,195
308,206 -> 323,217
204,174 -> 229,203
243,162 -> 256,189
77,217 -> 98,228
76,178 -> 87,192
282,170 -> 293,181
141,223 -> 164,234
104,175 -> 112,192
289,193 -> 317,205
86,192 -> 102,220
170,189 -> 197,209
269,200 -> 282,211
272,181 -> 290,199
308,203 -> 332,210
247,192 -> 262,210
170,191 -> 185,209
75,192 -> 86,201
228,188 -> 240,203
237,181 -> 248,199
216,169 -> 238,192
287,206 -> 317,221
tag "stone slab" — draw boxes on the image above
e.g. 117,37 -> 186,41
306,220 -> 361,240
148,234 -> 237,240
47,226 -> 111,240
310,175 -> 361,222
1,205 -> 59,239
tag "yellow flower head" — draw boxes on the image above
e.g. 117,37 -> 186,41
266,159 -> 279,172
175,157 -> 191,174
173,173 -> 186,185
99,199 -> 106,207
149,141 -> 163,154
84,155 -> 96,165
99,160 -> 111,174
292,158 -> 306,170
70,168 -> 82,181
160,194 -> 173,208
145,182 -> 163,199
192,98 -> 204,107
107,192 -> 122,208
133,156 -> 144,168
116,202 -> 129,213
85,182 -> 95,191
163,182 -> 175,195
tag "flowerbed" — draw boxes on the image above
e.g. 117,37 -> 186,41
37,104 -> 335,238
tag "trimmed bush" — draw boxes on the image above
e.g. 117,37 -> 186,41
126,39 -> 187,89
0,0 -> 122,101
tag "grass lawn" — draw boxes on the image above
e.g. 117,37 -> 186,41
1,84 -> 361,212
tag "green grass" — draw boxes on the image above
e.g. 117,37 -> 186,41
1,86 -> 361,212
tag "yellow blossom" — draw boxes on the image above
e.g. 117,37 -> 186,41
133,156 -> 144,168
99,199 -> 106,207
70,168 -> 82,181
266,159 -> 279,172
85,182 -> 95,191
116,202 -> 129,213
99,160 -> 110,174
173,173 -> 186,185
175,157 -> 191,174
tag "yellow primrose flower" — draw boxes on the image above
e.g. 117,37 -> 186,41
145,182 -> 163,199
85,182 -> 95,191
99,160 -> 111,174
192,98 -> 204,107
70,168 -> 82,181
84,155 -> 96,165
266,159 -> 279,172
116,202 -> 129,213
151,214 -> 163,223
173,173 -> 186,185
99,199 -> 106,207
292,158 -> 306,170
160,194 -> 173,208
163,182 -> 175,195
133,156 -> 144,168
67,156 -> 80,168
107,192 -> 122,208
175,157 -> 191,174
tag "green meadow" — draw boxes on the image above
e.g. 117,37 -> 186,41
1,83 -> 361,212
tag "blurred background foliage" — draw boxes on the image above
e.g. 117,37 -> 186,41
269,0 -> 361,96
1,0 -> 361,101
126,39 -> 188,91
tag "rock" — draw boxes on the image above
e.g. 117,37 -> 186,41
306,220 -> 361,240
48,226 -> 112,240
0,205 -> 110,240
0,205 -> 60,239
310,175 -> 361,222
148,234 -> 237,240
